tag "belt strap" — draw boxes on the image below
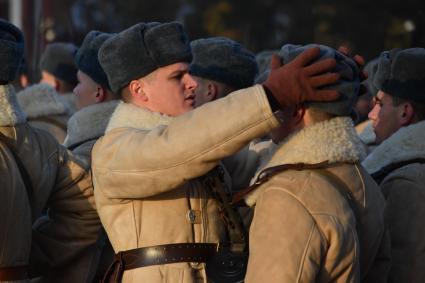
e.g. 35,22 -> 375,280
0,265 -> 29,281
102,243 -> 218,283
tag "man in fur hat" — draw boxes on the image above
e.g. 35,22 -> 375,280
39,42 -> 79,113
244,44 -> 389,283
14,43 -> 80,143
93,21 -> 341,282
362,48 -> 425,283
62,30 -> 120,281
0,19 -> 101,283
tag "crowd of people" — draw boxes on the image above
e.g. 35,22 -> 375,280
1,17 -> 425,283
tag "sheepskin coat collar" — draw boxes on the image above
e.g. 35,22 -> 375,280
362,120 -> 425,174
63,100 -> 119,148
16,83 -> 69,118
106,101 -> 172,133
246,117 -> 366,206
0,84 -> 27,126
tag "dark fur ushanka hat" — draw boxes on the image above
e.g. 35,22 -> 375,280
373,48 -> 425,104
75,31 -> 113,90
0,18 -> 25,83
279,44 -> 360,116
39,42 -> 79,85
189,37 -> 258,89
98,22 -> 192,93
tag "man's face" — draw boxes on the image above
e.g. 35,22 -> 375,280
368,91 -> 404,144
192,76 -> 211,107
143,62 -> 197,116
73,70 -> 100,110
39,70 -> 56,87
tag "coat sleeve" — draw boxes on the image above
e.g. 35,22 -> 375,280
245,186 -> 358,283
381,173 -> 425,283
30,147 -> 102,278
92,85 -> 280,199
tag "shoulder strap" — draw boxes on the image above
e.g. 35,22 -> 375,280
372,158 -> 425,184
205,166 -> 247,252
0,132 -> 34,204
232,161 -> 330,205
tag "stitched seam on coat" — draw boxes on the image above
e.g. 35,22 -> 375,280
354,164 -> 367,206
296,221 -> 317,282
264,174 -> 325,282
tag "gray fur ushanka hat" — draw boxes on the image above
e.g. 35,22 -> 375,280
74,31 -> 113,90
0,18 -> 25,83
39,42 -> 79,85
279,44 -> 360,116
373,48 -> 425,104
98,22 -> 192,93
189,37 -> 258,89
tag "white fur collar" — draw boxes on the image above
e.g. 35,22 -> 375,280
63,100 -> 119,148
0,84 -> 27,126
106,101 -> 172,132
245,117 -> 366,206
362,120 -> 425,174
16,83 -> 69,118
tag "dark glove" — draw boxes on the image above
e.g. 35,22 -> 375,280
338,45 -> 368,95
262,47 -> 340,109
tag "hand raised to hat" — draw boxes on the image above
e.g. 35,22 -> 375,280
338,45 -> 368,95
262,47 -> 340,108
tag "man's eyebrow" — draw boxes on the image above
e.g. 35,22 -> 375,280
168,69 -> 187,77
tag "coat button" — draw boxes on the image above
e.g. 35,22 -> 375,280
187,209 -> 202,224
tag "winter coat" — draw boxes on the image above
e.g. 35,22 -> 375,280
16,83 -> 69,143
60,100 -> 119,282
245,117 -> 389,283
0,140 -> 31,283
91,85 -> 280,283
362,120 -> 425,283
0,84 -> 99,283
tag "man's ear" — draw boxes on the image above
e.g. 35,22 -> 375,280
95,86 -> 107,103
400,102 -> 415,126
128,79 -> 148,101
293,106 -> 306,125
207,82 -> 218,101
53,78 -> 61,92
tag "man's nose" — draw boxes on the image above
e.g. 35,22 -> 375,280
183,73 -> 198,90
368,104 -> 379,120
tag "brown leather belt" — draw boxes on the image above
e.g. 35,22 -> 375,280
0,265 -> 29,281
102,243 -> 218,283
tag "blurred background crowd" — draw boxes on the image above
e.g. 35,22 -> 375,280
1,0 -> 425,84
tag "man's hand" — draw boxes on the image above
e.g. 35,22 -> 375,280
338,45 -> 368,96
263,47 -> 340,108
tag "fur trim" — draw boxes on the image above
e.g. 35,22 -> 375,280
58,92 -> 78,114
245,117 -> 366,206
63,100 -> 119,148
0,84 -> 27,126
362,120 -> 425,174
106,101 -> 172,132
356,120 -> 376,145
16,83 -> 69,118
